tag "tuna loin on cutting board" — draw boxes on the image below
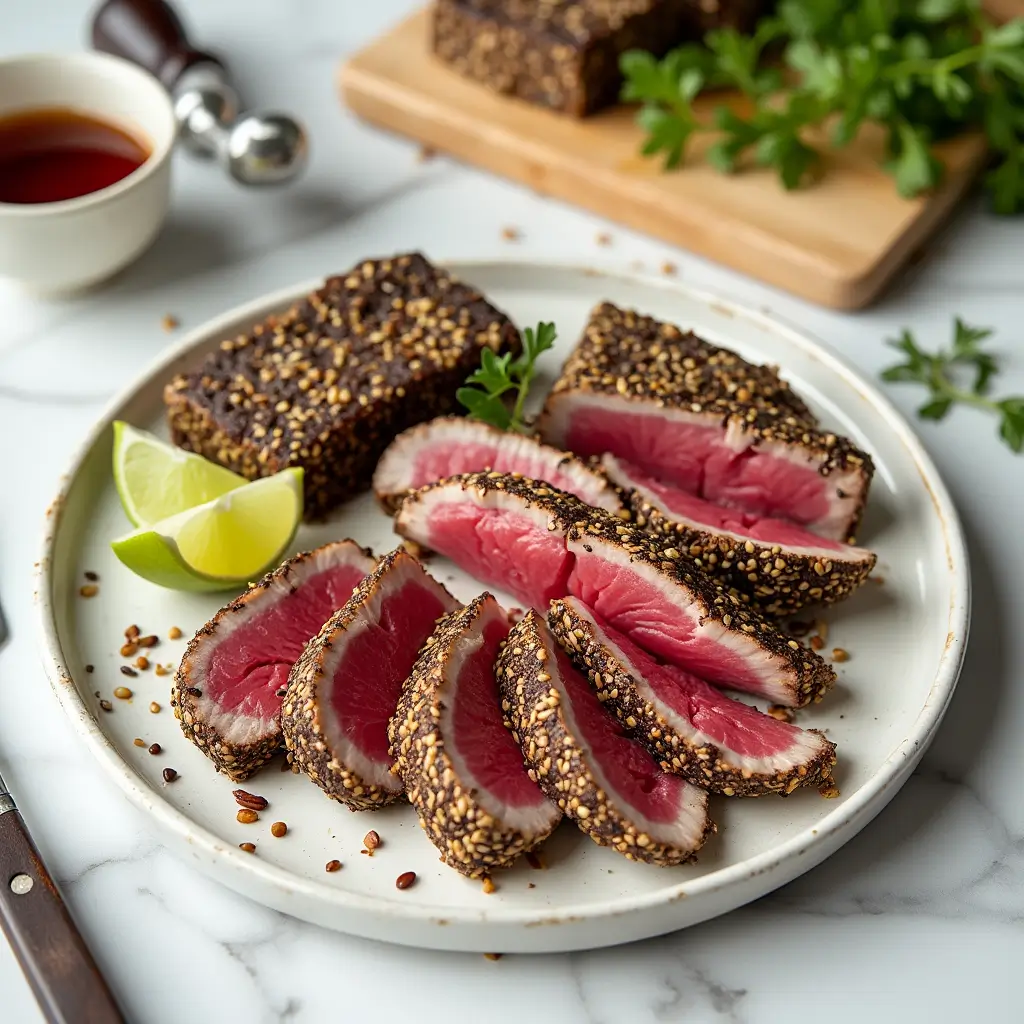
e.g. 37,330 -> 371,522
395,473 -> 835,707
549,598 -> 837,796
172,540 -> 376,781
390,594 -> 561,877
537,302 -> 874,544
497,611 -> 714,866
605,455 -> 877,616
283,548 -> 459,809
373,416 -> 623,514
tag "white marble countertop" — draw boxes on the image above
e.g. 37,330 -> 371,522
2,2 -> 1023,1021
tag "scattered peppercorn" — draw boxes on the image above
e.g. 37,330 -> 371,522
113,686 -> 132,700
85,664 -> 94,674
134,656 -> 150,671
84,571 -> 99,582
239,842 -> 256,853
325,860 -> 342,873
162,768 -> 178,783
148,743 -> 161,755
233,790 -> 269,811
79,585 -> 98,598
270,821 -> 288,838
236,809 -> 259,824
149,701 -> 161,714
133,737 -> 146,748
168,626 -> 182,640
395,871 -> 417,890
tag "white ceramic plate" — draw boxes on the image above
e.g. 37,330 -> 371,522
37,262 -> 969,953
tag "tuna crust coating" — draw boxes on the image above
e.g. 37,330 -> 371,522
548,599 -> 838,797
165,252 -> 520,520
171,540 -> 375,782
283,550 -> 458,810
389,596 -> 561,878
497,612 -> 715,867
628,493 -> 877,617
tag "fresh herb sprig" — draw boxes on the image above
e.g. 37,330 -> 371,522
621,0 -> 1024,210
456,322 -> 557,432
882,318 -> 1024,451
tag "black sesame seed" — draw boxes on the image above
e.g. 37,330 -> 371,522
119,665 -> 137,678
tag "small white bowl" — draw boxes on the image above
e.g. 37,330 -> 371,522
0,52 -> 177,294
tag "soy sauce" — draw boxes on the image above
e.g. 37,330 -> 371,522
0,107 -> 150,205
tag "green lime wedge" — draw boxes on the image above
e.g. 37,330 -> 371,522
112,420 -> 247,527
111,468 -> 304,591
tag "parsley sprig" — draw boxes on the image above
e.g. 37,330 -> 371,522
882,318 -> 1024,451
621,0 -> 1024,210
457,322 -> 557,432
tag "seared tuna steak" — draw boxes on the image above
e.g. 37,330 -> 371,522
373,416 -> 623,514
172,540 -> 375,781
390,594 -> 561,877
537,303 -> 874,543
605,455 -> 876,616
395,473 -> 835,706
550,598 -> 837,796
282,548 -> 459,809
497,611 -> 713,866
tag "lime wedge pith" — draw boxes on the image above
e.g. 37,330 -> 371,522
112,420 -> 247,527
111,469 -> 304,592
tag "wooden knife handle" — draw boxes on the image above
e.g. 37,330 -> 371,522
90,0 -> 225,89
0,808 -> 124,1024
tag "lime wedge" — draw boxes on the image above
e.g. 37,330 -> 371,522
111,469 -> 304,591
112,420 -> 247,527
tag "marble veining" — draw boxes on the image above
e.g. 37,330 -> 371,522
2,1 -> 1024,1022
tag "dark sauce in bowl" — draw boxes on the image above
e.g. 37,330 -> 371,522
0,107 -> 150,205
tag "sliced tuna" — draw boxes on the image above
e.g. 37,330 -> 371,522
549,597 -> 837,796
172,540 -> 376,781
497,611 -> 713,866
390,594 -> 561,877
282,548 -> 459,809
605,455 -> 877,616
373,416 -> 623,514
395,474 -> 834,707
537,302 -> 874,543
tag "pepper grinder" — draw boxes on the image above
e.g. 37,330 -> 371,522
91,0 -> 308,186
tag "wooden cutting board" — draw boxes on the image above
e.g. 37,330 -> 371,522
340,7 -> 990,309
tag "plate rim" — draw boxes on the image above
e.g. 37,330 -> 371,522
34,259 -> 971,937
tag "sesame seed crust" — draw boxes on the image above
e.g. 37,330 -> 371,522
537,302 -> 875,541
433,1 -> 696,117
389,595 -> 561,878
497,611 -> 715,866
282,549 -> 458,811
171,540 -> 375,782
164,252 -> 520,520
397,472 -> 836,706
626,494 -> 878,617
548,599 -> 838,796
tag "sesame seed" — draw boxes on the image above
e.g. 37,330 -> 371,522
79,585 -> 98,598
113,686 -> 132,700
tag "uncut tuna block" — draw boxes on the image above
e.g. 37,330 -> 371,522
164,253 -> 520,519
432,0 -> 693,116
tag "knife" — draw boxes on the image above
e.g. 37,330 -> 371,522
0,596 -> 125,1024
